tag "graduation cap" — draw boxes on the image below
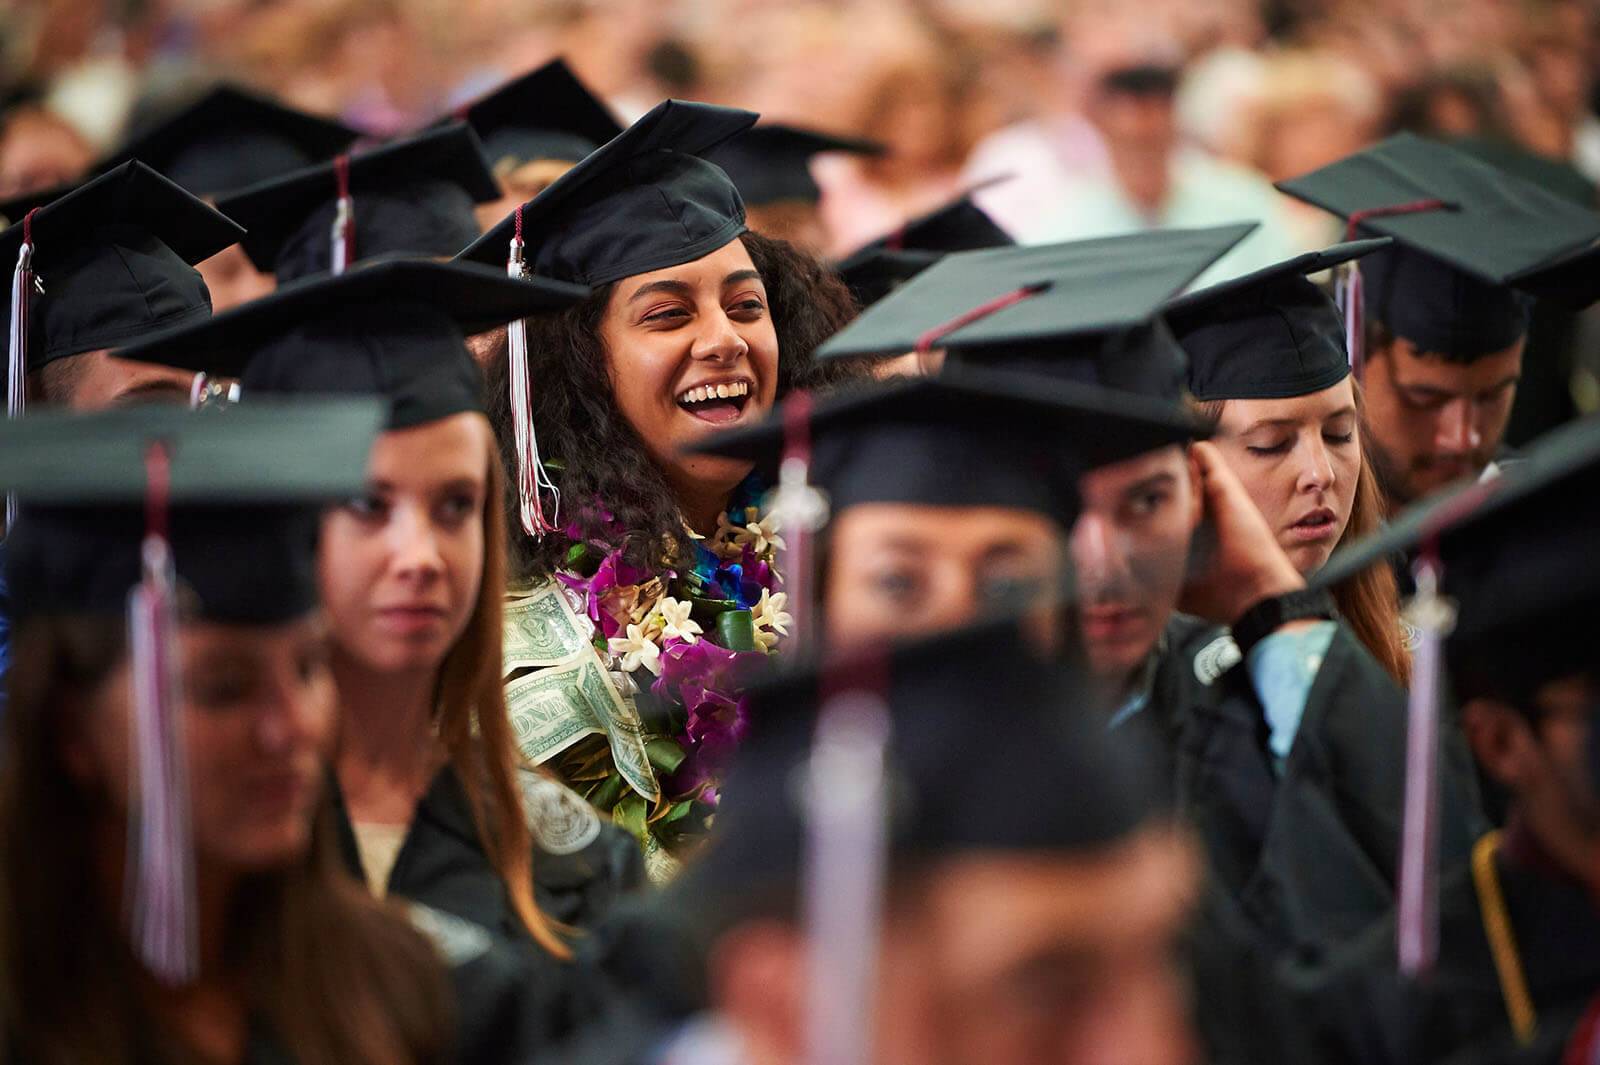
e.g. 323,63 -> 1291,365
214,123 -> 501,283
0,162 -> 242,427
457,99 -> 756,286
445,57 -> 623,168
689,368 -> 1206,522
705,124 -> 884,206
832,189 -> 1014,308
1,398 -> 383,984
97,83 -> 360,198
0,178 -> 77,231
113,259 -> 587,430
1277,133 -> 1600,360
817,224 -> 1257,400
1167,238 -> 1391,402
674,617 -> 1162,927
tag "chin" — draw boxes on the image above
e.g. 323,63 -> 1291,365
214,825 -> 315,872
1287,542 -> 1335,576
1086,638 -> 1154,688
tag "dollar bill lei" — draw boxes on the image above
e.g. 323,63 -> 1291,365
503,480 -> 789,867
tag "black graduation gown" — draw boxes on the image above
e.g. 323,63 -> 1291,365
1296,827 -> 1600,1065
331,765 -> 645,943
1146,615 -> 1484,958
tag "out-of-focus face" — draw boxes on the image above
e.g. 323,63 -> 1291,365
744,201 -> 828,255
600,238 -> 781,508
318,413 -> 489,676
1090,88 -> 1177,158
1070,447 -> 1201,687
715,826 -> 1200,1065
36,349 -> 199,410
824,503 -> 1066,649
197,244 -> 275,313
477,156 -> 579,231
82,616 -> 336,872
1208,378 -> 1361,575
1363,335 -> 1522,504
0,107 -> 93,198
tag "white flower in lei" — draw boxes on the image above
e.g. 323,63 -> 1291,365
734,509 -> 786,556
751,588 -> 793,652
608,623 -> 663,675
656,596 -> 703,644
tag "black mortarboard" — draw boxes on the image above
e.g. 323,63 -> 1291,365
0,161 -> 242,371
457,100 -> 755,286
705,124 -> 883,206
215,123 -> 501,283
1314,414 -> 1600,702
3,398 -> 382,624
832,190 -> 1014,307
446,58 -> 623,168
676,618 -> 1162,923
113,259 -> 587,429
0,179 -> 76,231
817,224 -> 1256,400
98,84 -> 360,198
689,369 -> 1205,525
1277,133 -> 1600,359
1167,239 -> 1390,402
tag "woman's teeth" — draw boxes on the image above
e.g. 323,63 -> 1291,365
677,381 -> 750,406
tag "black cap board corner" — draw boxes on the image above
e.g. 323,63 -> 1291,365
706,124 -> 884,206
448,57 -> 623,167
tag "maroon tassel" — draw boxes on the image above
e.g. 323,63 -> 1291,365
506,204 -> 560,538
773,392 -> 828,658
913,283 -> 1045,356
330,154 -> 354,275
126,441 -> 198,985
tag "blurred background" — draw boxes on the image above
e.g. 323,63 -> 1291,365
4,0 -> 1599,432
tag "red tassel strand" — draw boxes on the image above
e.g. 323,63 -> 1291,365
506,204 -> 561,538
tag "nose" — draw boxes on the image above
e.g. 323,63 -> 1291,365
1070,512 -> 1133,600
389,501 -> 444,583
254,664 -> 328,757
1435,397 -> 1481,456
1295,436 -> 1335,495
689,308 -> 749,363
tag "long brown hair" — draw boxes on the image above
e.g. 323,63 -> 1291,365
1194,391 -> 1410,685
430,438 -> 570,958
0,616 -> 450,1065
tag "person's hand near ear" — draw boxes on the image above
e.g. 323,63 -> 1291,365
1179,441 -> 1308,627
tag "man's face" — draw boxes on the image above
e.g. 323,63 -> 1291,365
1069,447 -> 1201,688
35,349 -> 198,411
1362,335 -> 1523,505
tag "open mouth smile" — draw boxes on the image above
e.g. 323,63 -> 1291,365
675,378 -> 753,425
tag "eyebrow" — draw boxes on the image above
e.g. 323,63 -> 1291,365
723,269 -> 762,288
626,270 -> 766,306
111,380 -> 193,406
1123,472 -> 1177,498
1238,405 -> 1357,434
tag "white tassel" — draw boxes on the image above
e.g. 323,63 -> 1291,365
8,222 -> 35,530
507,211 -> 560,537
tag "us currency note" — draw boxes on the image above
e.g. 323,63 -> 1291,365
503,583 -> 594,670
505,648 -> 661,803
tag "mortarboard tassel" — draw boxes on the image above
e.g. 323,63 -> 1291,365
506,204 -> 561,538
1339,199 -> 1452,381
912,283 -> 1046,359
1396,480 -> 1494,979
772,392 -> 829,659
7,208 -> 39,530
802,651 -> 893,1065
126,440 -> 198,985
330,154 -> 354,276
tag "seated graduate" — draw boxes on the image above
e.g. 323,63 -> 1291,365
561,620 -> 1200,1065
687,368 -> 1202,650
113,260 -> 646,965
1165,239 -> 1410,683
830,186 -> 1015,313
0,403 -> 451,1065
1293,416 -> 1600,1065
436,57 -> 623,227
214,123 -> 501,285
1277,133 -> 1600,513
810,226 -> 1485,958
457,100 -> 862,873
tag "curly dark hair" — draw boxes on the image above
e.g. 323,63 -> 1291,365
485,230 -> 867,583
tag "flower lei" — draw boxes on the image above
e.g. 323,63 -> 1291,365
539,480 -> 789,858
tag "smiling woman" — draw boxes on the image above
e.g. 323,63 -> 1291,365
467,101 -> 862,872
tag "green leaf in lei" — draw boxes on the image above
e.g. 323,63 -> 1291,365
613,794 -> 648,841
645,736 -> 688,774
716,608 -> 758,651
589,774 -> 626,811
